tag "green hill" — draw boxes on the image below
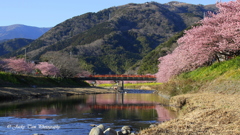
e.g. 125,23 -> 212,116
0,38 -> 34,56
5,2 -> 217,75
131,30 -> 185,74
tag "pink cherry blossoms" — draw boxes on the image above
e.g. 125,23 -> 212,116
157,0 -> 240,82
35,62 -> 59,76
2,58 -> 34,74
0,58 -> 59,76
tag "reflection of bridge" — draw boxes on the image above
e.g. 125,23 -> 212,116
89,104 -> 156,110
79,75 -> 156,90
86,93 -> 175,122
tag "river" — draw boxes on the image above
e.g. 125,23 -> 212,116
0,89 -> 176,135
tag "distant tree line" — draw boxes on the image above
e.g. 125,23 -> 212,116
0,55 -> 88,78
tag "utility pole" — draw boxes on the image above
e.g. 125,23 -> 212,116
25,48 -> 27,61
70,51 -> 72,58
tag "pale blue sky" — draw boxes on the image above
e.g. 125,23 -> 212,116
0,0 -> 232,27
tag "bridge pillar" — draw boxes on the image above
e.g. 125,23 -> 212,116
120,80 -> 124,90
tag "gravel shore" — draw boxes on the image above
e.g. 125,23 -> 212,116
138,93 -> 240,135
0,87 -> 116,101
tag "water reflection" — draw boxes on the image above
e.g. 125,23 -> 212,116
0,91 -> 176,135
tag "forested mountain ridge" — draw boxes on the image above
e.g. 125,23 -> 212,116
0,38 -> 34,56
7,2 -> 217,74
0,24 -> 51,40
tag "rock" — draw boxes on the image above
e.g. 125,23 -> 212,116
89,124 -> 105,135
89,127 -> 104,135
90,124 -> 97,127
97,124 -> 105,131
149,123 -> 158,128
121,126 -> 133,135
103,128 -> 117,135
117,131 -> 124,135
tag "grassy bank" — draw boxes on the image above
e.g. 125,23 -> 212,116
156,56 -> 240,96
0,71 -> 90,87
98,82 -> 162,90
138,56 -> 240,134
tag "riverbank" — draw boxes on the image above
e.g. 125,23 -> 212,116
138,92 -> 240,135
0,87 -> 116,101
138,57 -> 240,135
0,72 -> 119,101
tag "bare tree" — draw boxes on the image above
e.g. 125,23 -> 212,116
40,51 -> 84,77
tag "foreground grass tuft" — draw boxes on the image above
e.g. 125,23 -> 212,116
0,71 -> 89,87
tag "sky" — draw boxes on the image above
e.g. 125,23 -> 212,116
0,0 -> 232,28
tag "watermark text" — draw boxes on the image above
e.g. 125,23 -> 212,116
7,124 -> 60,130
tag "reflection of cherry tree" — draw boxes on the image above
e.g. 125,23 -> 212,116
157,1 -> 240,82
155,105 -> 175,122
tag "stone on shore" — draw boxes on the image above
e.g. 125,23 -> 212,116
103,128 -> 117,135
121,126 -> 133,135
89,124 -> 105,135
89,124 -> 134,135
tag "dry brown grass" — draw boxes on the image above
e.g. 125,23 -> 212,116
199,79 -> 240,95
138,57 -> 240,134
138,93 -> 240,135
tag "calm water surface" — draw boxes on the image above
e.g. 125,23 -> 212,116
0,89 -> 176,135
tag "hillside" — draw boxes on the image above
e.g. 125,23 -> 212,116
7,2 -> 217,75
0,24 -> 51,40
139,56 -> 240,135
130,30 -> 185,74
0,38 -> 34,56
138,2 -> 240,134
133,23 -> 200,74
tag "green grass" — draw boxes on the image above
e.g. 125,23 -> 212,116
180,56 -> 240,81
0,71 -> 89,87
0,72 -> 20,84
157,56 -> 240,96
125,82 -> 162,86
98,82 -> 162,90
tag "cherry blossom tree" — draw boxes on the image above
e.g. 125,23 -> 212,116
41,51 -> 84,77
0,60 -> 7,71
3,58 -> 34,74
35,62 -> 59,76
157,0 -> 240,82
75,70 -> 91,77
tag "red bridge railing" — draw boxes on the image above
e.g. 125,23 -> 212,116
91,75 -> 156,78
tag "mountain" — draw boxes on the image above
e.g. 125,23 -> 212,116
132,24 -> 200,75
0,24 -> 51,40
0,38 -> 34,56
6,2 -> 218,75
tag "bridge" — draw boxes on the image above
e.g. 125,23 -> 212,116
78,75 -> 156,90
